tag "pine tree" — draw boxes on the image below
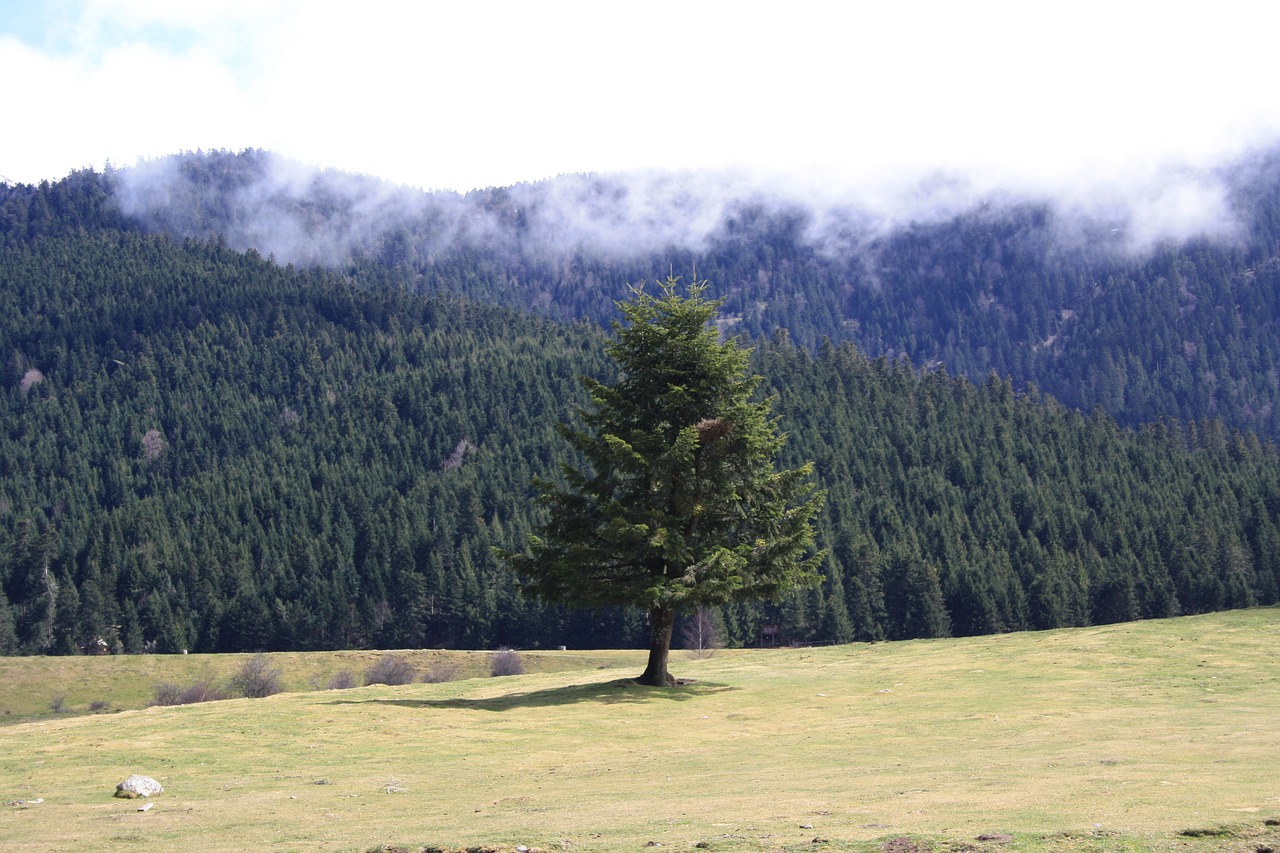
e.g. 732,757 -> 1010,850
882,545 -> 952,640
505,279 -> 825,685
0,587 -> 19,655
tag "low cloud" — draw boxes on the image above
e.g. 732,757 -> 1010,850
118,143 -> 1265,275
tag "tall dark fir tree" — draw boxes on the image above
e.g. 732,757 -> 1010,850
504,278 -> 825,685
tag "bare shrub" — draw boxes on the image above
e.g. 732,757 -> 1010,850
89,700 -> 109,712
326,669 -> 357,690
18,368 -> 44,396
153,677 -> 228,706
682,606 -> 723,659
441,438 -> 477,471
490,647 -> 525,677
421,661 -> 460,684
364,655 -> 417,686
140,428 -> 167,463
49,695 -> 66,713
230,653 -> 283,698
179,678 -> 228,703
151,681 -> 183,706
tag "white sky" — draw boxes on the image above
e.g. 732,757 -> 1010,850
3,0 -> 1280,196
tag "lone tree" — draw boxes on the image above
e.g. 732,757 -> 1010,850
505,278 -> 824,685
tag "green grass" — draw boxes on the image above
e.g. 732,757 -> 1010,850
1,609 -> 1278,852
0,648 -> 644,722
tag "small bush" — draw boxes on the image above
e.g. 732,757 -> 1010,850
230,653 -> 283,698
89,700 -> 109,712
179,678 -> 229,704
326,669 -> 357,690
364,655 -> 417,686
49,695 -> 67,713
151,681 -> 183,706
152,678 -> 228,706
490,647 -> 525,677
421,661 -> 460,684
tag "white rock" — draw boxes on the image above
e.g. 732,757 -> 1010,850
115,775 -> 163,799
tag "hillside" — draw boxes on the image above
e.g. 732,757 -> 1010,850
2,214 -> 1279,654
1,609 -> 1277,852
15,148 -> 1280,439
0,231 -> 628,653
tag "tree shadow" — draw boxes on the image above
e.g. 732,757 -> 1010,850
324,677 -> 736,712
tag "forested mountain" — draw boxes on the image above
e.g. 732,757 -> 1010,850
2,182 -> 1279,654
22,148 -> 1279,440
761,343 -> 1279,642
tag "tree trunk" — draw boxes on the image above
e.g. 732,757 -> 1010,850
636,604 -> 676,686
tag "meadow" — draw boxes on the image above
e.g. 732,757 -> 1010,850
1,608 -> 1278,852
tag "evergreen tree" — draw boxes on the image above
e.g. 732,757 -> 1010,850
0,587 -> 18,655
505,279 -> 825,685
882,545 -> 952,640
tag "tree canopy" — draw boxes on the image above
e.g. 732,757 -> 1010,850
506,279 -> 825,684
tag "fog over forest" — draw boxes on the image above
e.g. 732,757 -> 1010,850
111,143 -> 1264,271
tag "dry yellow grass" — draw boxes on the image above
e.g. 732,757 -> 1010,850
1,609 -> 1278,852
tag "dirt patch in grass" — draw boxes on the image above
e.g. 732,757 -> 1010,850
882,838 -> 931,853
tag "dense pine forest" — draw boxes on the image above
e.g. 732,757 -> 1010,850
2,155 -> 1280,655
98,149 -> 1280,439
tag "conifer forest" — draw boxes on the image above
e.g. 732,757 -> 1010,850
3,151 -> 1280,655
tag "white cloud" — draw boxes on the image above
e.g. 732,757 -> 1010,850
5,0 -> 1280,213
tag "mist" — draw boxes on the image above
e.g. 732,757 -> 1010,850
109,145 -> 1267,281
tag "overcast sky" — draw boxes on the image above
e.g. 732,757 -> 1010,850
4,0 -> 1280,199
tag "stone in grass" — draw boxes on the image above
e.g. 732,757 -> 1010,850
115,775 -> 163,799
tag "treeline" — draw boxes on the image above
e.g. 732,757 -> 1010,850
1,226 -> 1278,654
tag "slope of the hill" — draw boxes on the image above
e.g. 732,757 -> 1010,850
2,609 -> 1278,852
12,148 -> 1280,438
0,231 -> 637,653
2,226 -> 1279,654
759,339 -> 1280,643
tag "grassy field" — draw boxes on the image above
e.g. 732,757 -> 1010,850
1,608 -> 1278,852
0,648 -> 647,722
